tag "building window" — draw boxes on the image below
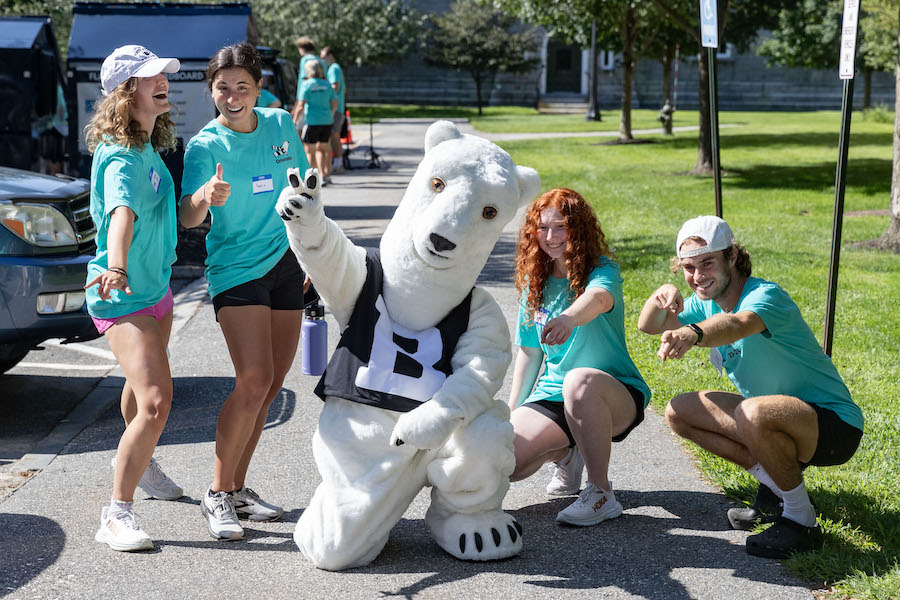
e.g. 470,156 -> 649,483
600,50 -> 616,71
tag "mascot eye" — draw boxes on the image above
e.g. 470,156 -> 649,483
430,177 -> 446,192
482,206 -> 498,220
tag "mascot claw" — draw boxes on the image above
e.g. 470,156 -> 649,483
276,167 -> 321,222
389,402 -> 463,450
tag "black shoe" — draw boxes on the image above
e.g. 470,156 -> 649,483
727,483 -> 782,530
745,516 -> 824,559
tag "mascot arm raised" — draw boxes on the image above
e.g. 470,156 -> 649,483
276,167 -> 367,329
389,288 -> 512,450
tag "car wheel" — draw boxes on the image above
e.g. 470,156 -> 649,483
0,344 -> 29,374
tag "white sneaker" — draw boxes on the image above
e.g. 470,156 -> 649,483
201,489 -> 244,541
111,455 -> 183,500
95,507 -> 153,551
556,482 -> 623,526
546,446 -> 584,496
231,486 -> 284,521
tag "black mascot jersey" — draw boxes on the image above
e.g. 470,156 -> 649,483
314,248 -> 473,413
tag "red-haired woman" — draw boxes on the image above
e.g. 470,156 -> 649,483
508,188 -> 650,526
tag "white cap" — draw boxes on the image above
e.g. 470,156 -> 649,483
100,45 -> 180,96
676,215 -> 735,258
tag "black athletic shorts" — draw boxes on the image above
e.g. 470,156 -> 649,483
302,124 -> 332,144
523,382 -> 646,447
801,403 -> 863,468
212,249 -> 305,318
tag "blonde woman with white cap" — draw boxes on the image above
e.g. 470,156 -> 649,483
84,44 -> 183,552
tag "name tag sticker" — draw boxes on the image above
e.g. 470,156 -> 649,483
252,174 -> 274,195
710,347 -> 724,374
534,308 -> 550,327
149,167 -> 161,192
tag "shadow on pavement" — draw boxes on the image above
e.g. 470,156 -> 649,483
139,488 -> 805,598
61,377 -> 298,456
478,238 -> 517,286
351,489 -> 795,599
0,513 -> 65,597
324,205 -> 398,221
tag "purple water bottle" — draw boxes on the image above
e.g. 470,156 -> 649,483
301,303 -> 327,376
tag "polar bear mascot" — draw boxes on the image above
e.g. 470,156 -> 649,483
276,120 -> 540,571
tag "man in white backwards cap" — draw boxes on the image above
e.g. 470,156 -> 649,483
637,215 -> 863,559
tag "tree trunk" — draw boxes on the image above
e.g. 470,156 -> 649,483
618,7 -> 636,141
475,73 -> 483,116
877,56 -> 900,251
864,69 -> 873,109
662,45 -> 673,104
693,49 -> 714,174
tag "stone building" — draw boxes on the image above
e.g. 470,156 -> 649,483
343,3 -> 895,112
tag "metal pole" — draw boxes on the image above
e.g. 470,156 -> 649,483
707,47 -> 722,218
586,19 -> 601,121
823,78 -> 854,357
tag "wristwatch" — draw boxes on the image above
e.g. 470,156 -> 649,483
687,323 -> 704,345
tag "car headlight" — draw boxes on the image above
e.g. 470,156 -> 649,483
0,202 -> 78,247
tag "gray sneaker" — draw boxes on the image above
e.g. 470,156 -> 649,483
546,446 -> 584,496
201,489 -> 244,541
111,455 -> 183,500
231,486 -> 284,521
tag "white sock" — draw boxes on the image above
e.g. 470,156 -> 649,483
780,481 -> 817,528
747,463 -> 785,498
109,498 -> 133,514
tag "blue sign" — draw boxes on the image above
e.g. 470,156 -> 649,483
700,0 -> 718,48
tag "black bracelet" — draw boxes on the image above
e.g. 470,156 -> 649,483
107,266 -> 127,277
687,323 -> 704,345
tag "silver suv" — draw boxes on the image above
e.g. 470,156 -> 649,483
0,166 -> 99,373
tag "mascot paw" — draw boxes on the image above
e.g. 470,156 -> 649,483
276,167 -> 321,222
426,506 -> 523,562
389,402 -> 463,450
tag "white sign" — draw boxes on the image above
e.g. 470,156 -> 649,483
839,0 -> 860,79
699,0 -> 718,48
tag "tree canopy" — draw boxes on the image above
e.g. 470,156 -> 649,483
252,0 -> 423,68
423,0 -> 539,115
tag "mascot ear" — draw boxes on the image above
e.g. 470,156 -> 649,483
515,165 -> 541,207
425,120 -> 463,152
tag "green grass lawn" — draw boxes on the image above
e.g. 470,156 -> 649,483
477,110 -> 896,599
348,104 -> 700,133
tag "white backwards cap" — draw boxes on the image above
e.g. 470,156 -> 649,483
100,45 -> 180,96
676,215 -> 735,258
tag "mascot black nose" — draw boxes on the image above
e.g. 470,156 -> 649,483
430,233 -> 456,252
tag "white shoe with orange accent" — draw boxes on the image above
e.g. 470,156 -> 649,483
556,482 -> 623,527
95,507 -> 153,551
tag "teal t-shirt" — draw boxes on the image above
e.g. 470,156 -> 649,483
257,88 -> 279,107
326,62 -> 345,113
516,258 -> 651,407
678,277 -> 863,431
297,55 -> 327,92
85,142 -> 177,319
180,108 -> 310,298
299,78 -> 336,126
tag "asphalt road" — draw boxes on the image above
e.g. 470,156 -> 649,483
0,120 -> 813,600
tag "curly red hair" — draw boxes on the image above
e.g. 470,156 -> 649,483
514,188 -> 611,321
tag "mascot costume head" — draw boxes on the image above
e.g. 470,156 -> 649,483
277,121 -> 539,570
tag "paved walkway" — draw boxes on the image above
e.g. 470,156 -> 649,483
0,120 -> 812,600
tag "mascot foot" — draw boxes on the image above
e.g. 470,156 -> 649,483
426,505 -> 523,561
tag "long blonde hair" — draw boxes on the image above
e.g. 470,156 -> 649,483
84,77 -> 177,153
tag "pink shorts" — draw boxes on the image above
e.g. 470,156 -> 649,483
91,288 -> 174,335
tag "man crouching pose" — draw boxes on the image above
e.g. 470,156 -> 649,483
637,215 -> 863,558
